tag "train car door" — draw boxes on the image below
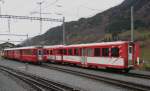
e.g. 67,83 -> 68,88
81,48 -> 87,67
128,45 -> 133,66
37,49 -> 43,61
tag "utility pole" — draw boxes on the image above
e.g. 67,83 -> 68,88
131,6 -> 134,42
26,34 -> 29,46
62,17 -> 65,45
8,17 -> 11,32
0,2 -> 1,15
37,1 -> 44,34
0,0 -> 4,15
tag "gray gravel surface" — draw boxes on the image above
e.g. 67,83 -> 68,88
0,58 -> 134,91
0,70 -> 31,91
44,63 -> 150,87
130,69 -> 150,76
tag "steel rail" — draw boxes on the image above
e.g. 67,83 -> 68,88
0,67 -> 44,91
43,64 -> 150,91
0,65 -> 81,91
125,72 -> 150,80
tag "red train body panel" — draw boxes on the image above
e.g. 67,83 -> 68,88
3,46 -> 43,63
2,41 -> 143,72
43,41 -> 142,71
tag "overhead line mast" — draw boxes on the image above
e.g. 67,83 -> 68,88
37,1 -> 44,34
131,6 -> 134,42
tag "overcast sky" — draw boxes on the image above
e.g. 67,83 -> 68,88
0,0 -> 124,44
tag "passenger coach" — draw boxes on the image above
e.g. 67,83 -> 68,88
44,41 -> 141,72
3,46 -> 43,64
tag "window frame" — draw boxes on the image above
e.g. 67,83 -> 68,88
74,48 -> 79,56
111,47 -> 119,57
68,48 -> 73,56
94,48 -> 101,57
63,49 -> 67,55
102,48 -> 109,57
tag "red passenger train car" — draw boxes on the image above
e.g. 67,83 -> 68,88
3,46 -> 43,64
2,41 -> 142,72
43,41 -> 141,72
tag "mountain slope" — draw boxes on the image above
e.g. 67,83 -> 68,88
22,0 -> 150,46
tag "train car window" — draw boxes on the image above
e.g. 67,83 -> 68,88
49,50 -> 53,55
63,49 -> 67,55
57,49 -> 63,55
111,47 -> 119,57
56,50 -> 59,54
33,50 -> 37,55
38,50 -> 42,55
44,50 -> 48,55
46,50 -> 49,54
31,50 -> 34,55
16,50 -> 20,54
102,48 -> 109,57
55,50 -> 58,54
94,48 -> 101,57
87,48 -> 92,56
79,48 -> 82,56
74,48 -> 79,56
129,46 -> 132,53
68,49 -> 73,55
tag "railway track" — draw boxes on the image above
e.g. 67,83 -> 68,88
125,72 -> 150,80
43,63 -> 150,91
91,68 -> 150,80
43,63 -> 150,80
0,65 -> 81,91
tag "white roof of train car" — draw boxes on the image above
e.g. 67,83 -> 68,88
43,45 -> 64,48
4,46 -> 42,50
4,41 -> 128,50
63,41 -> 128,48
44,41 -> 128,48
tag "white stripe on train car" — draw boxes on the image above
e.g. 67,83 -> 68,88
63,56 -> 124,66
48,55 -> 55,60
63,56 -> 81,62
56,56 -> 62,60
87,57 -> 124,66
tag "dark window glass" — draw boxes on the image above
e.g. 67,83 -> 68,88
49,50 -> 53,55
63,49 -> 67,55
68,49 -> 73,55
129,46 -> 132,53
56,50 -> 59,54
102,48 -> 109,57
80,48 -> 82,56
81,48 -> 86,56
43,50 -> 48,55
38,50 -> 43,55
74,48 -> 79,56
94,48 -> 101,57
47,50 -> 49,54
87,48 -> 92,56
22,50 -> 33,55
111,47 -> 119,57
33,50 -> 36,55
58,49 -> 63,55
